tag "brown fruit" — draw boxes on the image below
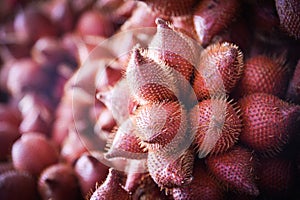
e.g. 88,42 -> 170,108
38,164 -> 82,200
147,148 -> 194,189
173,161 -> 224,200
12,133 -> 59,176
126,46 -> 179,103
193,0 -> 240,46
189,97 -> 242,157
275,0 -> 300,39
238,93 -> 300,156
89,168 -> 130,200
134,101 -> 187,153
105,118 -> 147,160
193,42 -> 244,100
236,55 -> 289,98
139,0 -> 198,17
0,170 -> 38,200
206,146 -> 259,196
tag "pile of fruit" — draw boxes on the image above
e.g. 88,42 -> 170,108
0,0 -> 299,199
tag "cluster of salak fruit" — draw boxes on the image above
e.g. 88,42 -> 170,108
0,0 -> 300,200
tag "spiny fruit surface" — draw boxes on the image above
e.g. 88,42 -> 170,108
206,146 -> 259,196
89,168 -> 130,200
104,118 -> 147,160
172,161 -> 224,200
134,101 -> 187,153
193,42 -> 244,100
256,157 -> 294,199
126,46 -> 178,104
236,55 -> 289,98
147,18 -> 197,92
193,0 -> 240,46
189,97 -> 242,157
275,0 -> 300,39
238,93 -> 300,156
146,18 -> 199,103
139,0 -> 198,17
147,148 -> 194,189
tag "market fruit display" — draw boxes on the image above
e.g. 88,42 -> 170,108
0,0 -> 299,199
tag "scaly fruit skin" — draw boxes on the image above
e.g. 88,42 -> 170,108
206,146 -> 259,196
126,46 -> 178,104
236,55 -> 289,98
105,118 -> 147,160
147,148 -> 194,189
172,161 -> 224,200
192,42 -> 243,100
134,101 -> 187,153
139,0 -> 198,17
256,158 -> 294,199
149,18 -> 197,82
238,93 -> 300,156
193,0 -> 240,46
89,168 -> 130,200
147,18 -> 197,101
189,97 -> 242,157
275,0 -> 300,39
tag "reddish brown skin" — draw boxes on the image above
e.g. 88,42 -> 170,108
12,133 -> 59,176
89,168 -> 130,200
189,98 -> 242,155
0,170 -> 38,200
6,58 -> 52,96
173,161 -> 224,200
60,130 -> 88,165
126,47 -> 178,103
193,42 -> 243,100
135,101 -> 186,151
76,10 -> 114,37
256,158 -> 295,199
0,123 -> 20,160
105,119 -> 147,160
147,149 -> 194,189
140,0 -> 198,17
275,0 -> 300,39
38,163 -> 82,200
193,0 -> 240,46
238,93 -> 300,156
206,146 -> 259,196
75,154 -> 109,196
95,66 -> 123,92
236,55 -> 289,98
